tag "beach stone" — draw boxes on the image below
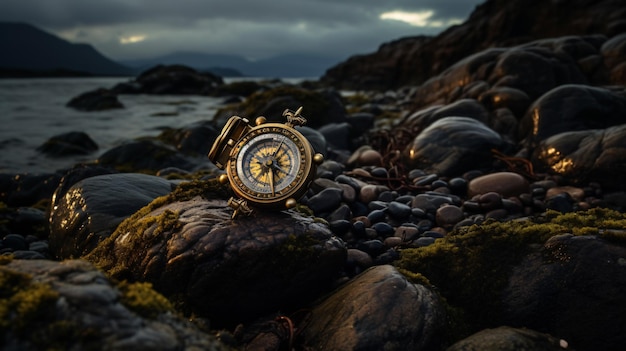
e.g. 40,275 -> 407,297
36,131 -> 98,157
502,233 -> 626,351
66,88 -> 124,111
467,172 -> 530,198
346,248 -> 374,273
545,186 -> 585,202
371,222 -> 394,237
359,184 -> 387,203
85,196 -> 346,329
394,225 -> 420,241
531,124 -> 626,191
447,326 -> 568,351
1,258 -> 228,351
348,146 -> 383,167
387,201 -> 411,220
403,117 -> 504,176
302,265 -> 445,350
49,173 -> 175,259
435,205 -> 465,229
307,187 -> 343,214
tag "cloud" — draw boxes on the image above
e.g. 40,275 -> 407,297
0,0 -> 483,60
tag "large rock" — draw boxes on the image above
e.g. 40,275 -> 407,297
112,64 -> 223,95
520,84 -> 626,148
502,233 -> 626,351
0,258 -> 228,351
49,173 -> 175,259
66,88 -> 123,111
86,195 -> 347,328
321,0 -> 626,90
302,265 -> 445,351
402,116 -> 505,176
36,131 -> 98,157
531,124 -> 626,190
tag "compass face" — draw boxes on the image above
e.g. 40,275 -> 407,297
227,123 -> 314,207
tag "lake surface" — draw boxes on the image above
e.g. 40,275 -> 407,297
0,77 -> 256,174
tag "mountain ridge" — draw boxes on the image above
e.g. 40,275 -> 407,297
0,22 -> 343,78
0,22 -> 132,76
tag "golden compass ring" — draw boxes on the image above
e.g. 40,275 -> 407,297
208,116 -> 251,169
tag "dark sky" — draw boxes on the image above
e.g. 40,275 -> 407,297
0,0 -> 484,61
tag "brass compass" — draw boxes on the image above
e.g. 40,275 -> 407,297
208,107 -> 324,218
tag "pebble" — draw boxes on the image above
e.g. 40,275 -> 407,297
467,172 -> 530,197
308,188 -> 343,214
436,205 -> 465,229
387,201 -> 411,220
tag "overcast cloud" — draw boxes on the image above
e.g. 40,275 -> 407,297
0,0 -> 484,61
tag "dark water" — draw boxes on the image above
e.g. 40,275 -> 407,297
0,77 -> 227,174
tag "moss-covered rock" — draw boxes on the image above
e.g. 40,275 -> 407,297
86,178 -> 346,328
394,207 -> 626,346
1,258 -> 229,351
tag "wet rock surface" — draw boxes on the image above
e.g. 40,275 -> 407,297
49,173 -> 176,259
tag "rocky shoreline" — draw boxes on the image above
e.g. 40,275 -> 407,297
3,0 -> 626,350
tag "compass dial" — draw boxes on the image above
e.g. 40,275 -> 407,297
227,123 -> 314,207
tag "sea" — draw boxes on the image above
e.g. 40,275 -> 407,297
0,76 -> 309,175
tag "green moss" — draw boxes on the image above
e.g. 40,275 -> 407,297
86,178 -> 230,277
0,267 -> 59,332
270,234 -> 321,279
393,208 -> 626,341
118,281 -> 174,319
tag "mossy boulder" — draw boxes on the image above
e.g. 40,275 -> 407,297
86,179 -> 346,328
0,258 -> 229,351
394,208 -> 626,350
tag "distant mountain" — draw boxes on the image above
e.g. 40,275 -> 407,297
122,51 -> 342,78
120,51 -> 247,77
0,22 -> 131,77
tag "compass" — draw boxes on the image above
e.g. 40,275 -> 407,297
208,107 -> 324,218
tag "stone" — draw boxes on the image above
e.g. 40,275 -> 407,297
49,173 -> 175,259
85,195 -> 346,329
467,172 -> 530,198
1,258 -> 228,350
402,117 -> 504,176
502,233 -> 626,351
307,187 -> 343,214
435,205 -> 465,229
302,265 -> 445,350
66,88 -> 123,111
531,123 -> 626,191
36,131 -> 98,157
